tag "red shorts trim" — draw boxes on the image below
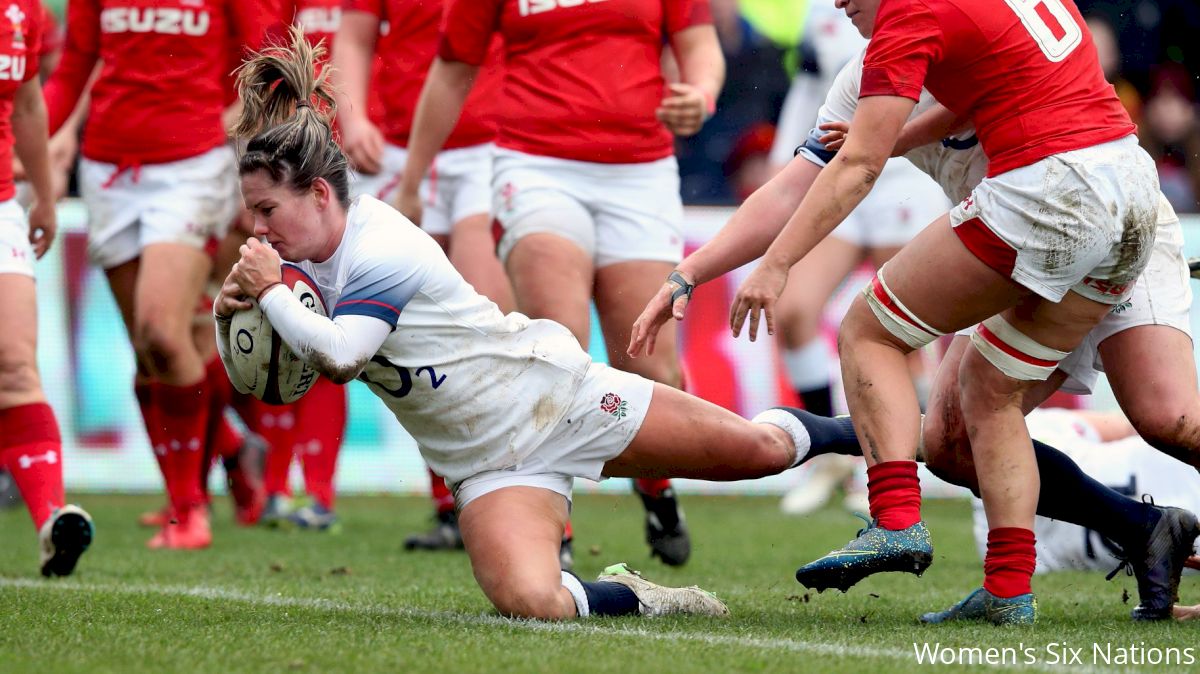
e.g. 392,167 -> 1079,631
953,217 -> 1017,278
975,324 -> 1059,368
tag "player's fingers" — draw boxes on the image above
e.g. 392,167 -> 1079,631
826,138 -> 845,150
729,297 -> 748,338
748,303 -> 761,342
645,327 -> 658,357
818,121 -> 850,133
764,299 -> 776,337
671,294 -> 690,321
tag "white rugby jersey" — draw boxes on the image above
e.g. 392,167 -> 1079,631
797,48 -> 987,204
289,195 -> 592,483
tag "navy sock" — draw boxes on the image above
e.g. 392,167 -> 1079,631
1032,439 -> 1158,546
776,408 -> 861,464
798,386 -> 834,418
570,573 -> 639,617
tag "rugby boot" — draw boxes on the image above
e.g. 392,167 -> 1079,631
1188,257 -> 1200,279
147,506 -> 211,550
1109,505 -> 1200,621
596,563 -> 728,617
795,515 -> 933,592
404,510 -> 464,551
287,503 -> 339,532
225,436 -> 266,526
39,505 -> 94,577
635,484 -> 691,566
920,587 -> 1036,626
260,494 -> 294,528
138,503 -> 172,528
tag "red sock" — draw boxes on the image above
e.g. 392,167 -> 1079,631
429,468 -> 454,515
563,519 -> 573,541
135,379 -> 174,498
296,378 -> 346,509
239,393 -> 295,498
634,478 -> 672,498
0,403 -> 65,530
983,527 -> 1037,598
152,381 -> 210,516
866,460 -> 922,530
205,356 -> 243,461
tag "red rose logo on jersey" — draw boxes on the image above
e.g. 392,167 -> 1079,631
599,393 -> 627,419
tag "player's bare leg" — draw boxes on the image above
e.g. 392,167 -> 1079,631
596,260 -> 691,566
1100,325 -> 1200,471
459,486 -> 726,619
449,212 -> 515,313
126,242 -> 215,549
794,216 -> 1024,595
506,232 -> 594,343
0,274 -> 92,576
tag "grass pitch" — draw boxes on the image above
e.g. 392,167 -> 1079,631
1,493 -> 1196,673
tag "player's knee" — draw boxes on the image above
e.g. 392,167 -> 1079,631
746,427 -> 793,477
1128,401 -> 1200,458
0,350 -> 40,397
489,583 -> 572,620
134,314 -> 190,369
838,295 -> 910,355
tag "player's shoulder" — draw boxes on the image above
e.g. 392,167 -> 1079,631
342,195 -> 441,270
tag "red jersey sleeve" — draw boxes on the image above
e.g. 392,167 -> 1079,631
42,0 -> 99,134
438,0 -> 503,66
860,0 -> 942,102
22,2 -> 41,82
665,0 -> 713,34
342,0 -> 383,18
36,4 -> 59,60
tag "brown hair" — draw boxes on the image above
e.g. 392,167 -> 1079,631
232,26 -> 350,207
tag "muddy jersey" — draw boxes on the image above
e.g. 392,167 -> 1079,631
291,195 -> 593,482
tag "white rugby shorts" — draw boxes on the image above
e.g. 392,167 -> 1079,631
80,145 -> 239,269
451,362 -> 655,510
0,199 -> 33,277
491,148 -> 684,268
349,142 -> 493,237
950,135 -> 1160,306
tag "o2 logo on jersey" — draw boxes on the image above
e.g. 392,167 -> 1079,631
100,7 -> 211,36
358,356 -> 446,399
517,0 -> 608,18
296,7 -> 340,35
1004,0 -> 1082,62
0,53 -> 25,80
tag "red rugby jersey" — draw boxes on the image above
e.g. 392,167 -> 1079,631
342,0 -> 501,150
290,0 -> 340,48
439,0 -> 712,164
43,0 -> 281,166
0,0 -> 41,201
861,0 -> 1135,177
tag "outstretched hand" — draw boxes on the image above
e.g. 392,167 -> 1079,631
728,259 -> 788,342
628,271 -> 695,358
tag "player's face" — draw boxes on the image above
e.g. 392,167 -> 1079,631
241,170 -> 321,261
835,0 -> 879,38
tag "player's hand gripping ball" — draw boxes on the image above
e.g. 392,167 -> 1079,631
227,262 -> 328,405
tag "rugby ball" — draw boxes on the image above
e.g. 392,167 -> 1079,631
229,264 -> 327,405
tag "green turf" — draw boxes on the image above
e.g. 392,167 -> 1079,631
1,494 -> 1196,673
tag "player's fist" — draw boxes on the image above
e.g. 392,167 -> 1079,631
232,237 -> 284,300
657,83 -> 712,137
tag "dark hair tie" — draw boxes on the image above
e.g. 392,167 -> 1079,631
295,100 -> 311,110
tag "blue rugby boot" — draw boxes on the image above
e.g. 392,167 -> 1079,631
920,587 -> 1036,626
795,515 -> 933,592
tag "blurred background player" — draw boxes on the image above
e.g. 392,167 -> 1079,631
768,3 -> 948,518
0,0 -> 92,576
222,0 -> 348,532
399,0 -> 726,567
42,0 -> 278,549
331,0 -> 515,553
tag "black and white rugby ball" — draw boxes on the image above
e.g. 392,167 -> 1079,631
229,264 -> 327,405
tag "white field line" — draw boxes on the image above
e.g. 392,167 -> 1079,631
0,577 -> 1132,674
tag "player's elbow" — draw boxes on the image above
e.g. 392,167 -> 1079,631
309,351 -> 368,386
836,150 -> 886,185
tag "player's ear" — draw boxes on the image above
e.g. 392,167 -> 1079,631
311,177 -> 332,210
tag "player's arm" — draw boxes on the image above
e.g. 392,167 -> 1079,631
661,23 -> 724,137
397,57 -> 477,222
330,8 -> 384,174
42,0 -> 100,134
728,94 -> 914,340
628,155 -> 822,357
894,102 -> 966,156
13,76 -> 54,258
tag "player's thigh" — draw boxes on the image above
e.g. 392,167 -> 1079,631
602,383 -> 792,481
506,231 -> 595,345
104,258 -> 141,339
775,234 -> 864,346
134,242 -> 213,342
448,212 -> 514,313
0,274 -> 44,405
849,214 -> 1027,339
1099,325 -> 1200,442
594,260 -> 680,384
458,486 -> 574,619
